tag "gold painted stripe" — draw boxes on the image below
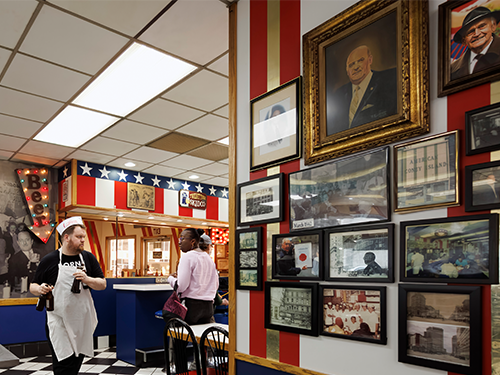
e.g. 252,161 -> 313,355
266,329 -> 280,360
267,0 -> 280,91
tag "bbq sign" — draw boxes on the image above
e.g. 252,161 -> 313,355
179,190 -> 207,210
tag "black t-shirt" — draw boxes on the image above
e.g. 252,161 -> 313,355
33,250 -> 104,287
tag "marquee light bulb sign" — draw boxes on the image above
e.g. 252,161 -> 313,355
211,228 -> 229,245
16,168 -> 55,243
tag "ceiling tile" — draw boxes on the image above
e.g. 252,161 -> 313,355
161,154 -> 212,170
0,135 -> 26,152
81,136 -> 138,156
20,5 -> 128,74
2,53 -> 90,101
219,158 -> 229,164
66,150 -> 115,165
176,114 -> 228,141
102,120 -> 168,144
0,150 -> 13,160
0,87 -> 62,122
139,0 -> 228,65
19,140 -> 75,159
187,143 -> 228,161
208,53 -> 228,76
129,98 -> 205,130
163,70 -> 228,112
213,105 -> 228,118
54,160 -> 70,168
50,0 -> 171,37
0,47 -> 11,73
0,1 -> 38,48
0,113 -> 43,138
106,158 -> 152,172
148,132 -> 209,154
123,146 -> 177,163
12,153 -> 61,167
173,171 -> 214,181
192,162 -> 228,176
142,164 -> 186,177
204,176 -> 228,187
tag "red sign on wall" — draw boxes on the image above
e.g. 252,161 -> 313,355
179,190 -> 207,210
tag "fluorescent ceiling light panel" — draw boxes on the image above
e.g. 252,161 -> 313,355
217,136 -> 229,145
73,43 -> 197,116
34,106 -> 119,147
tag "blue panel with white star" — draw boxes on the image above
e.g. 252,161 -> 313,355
58,162 -> 72,181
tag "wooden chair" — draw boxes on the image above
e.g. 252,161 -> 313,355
199,326 -> 229,375
163,318 -> 202,375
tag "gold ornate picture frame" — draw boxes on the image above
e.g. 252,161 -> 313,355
303,0 -> 429,165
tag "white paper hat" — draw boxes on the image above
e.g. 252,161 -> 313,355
56,216 -> 84,235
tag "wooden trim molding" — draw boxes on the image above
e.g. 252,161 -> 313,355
235,352 -> 328,375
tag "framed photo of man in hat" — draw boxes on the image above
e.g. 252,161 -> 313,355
439,1 -> 500,97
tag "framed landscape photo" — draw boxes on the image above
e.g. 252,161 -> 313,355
250,77 -> 302,171
271,230 -> 323,281
265,281 -> 319,336
398,284 -> 482,374
465,102 -> 500,156
438,1 -> 500,97
465,160 -> 500,212
321,285 -> 387,345
237,173 -> 284,226
394,131 -> 459,213
400,213 -> 499,284
302,0 -> 429,165
289,147 -> 390,231
325,223 -> 394,283
236,227 -> 263,291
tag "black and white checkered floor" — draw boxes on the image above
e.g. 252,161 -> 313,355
0,347 -> 165,375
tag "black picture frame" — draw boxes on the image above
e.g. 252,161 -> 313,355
265,281 -> 319,337
271,230 -> 323,281
320,285 -> 387,345
250,77 -> 302,171
398,284 -> 482,374
235,227 -> 263,291
288,147 -> 390,232
465,160 -> 500,212
400,213 -> 499,284
237,173 -> 284,226
325,223 -> 394,283
465,102 -> 500,156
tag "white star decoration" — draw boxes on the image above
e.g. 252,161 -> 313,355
80,163 -> 92,176
118,170 -> 128,182
221,188 -> 228,198
209,186 -> 217,196
151,176 -> 161,187
195,183 -> 204,193
134,173 -> 144,184
167,179 -> 176,189
99,166 -> 110,179
62,166 -> 68,178
182,181 -> 190,190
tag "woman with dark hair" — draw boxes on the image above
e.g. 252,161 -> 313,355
167,228 -> 219,325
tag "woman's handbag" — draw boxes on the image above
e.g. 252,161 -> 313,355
162,282 -> 188,322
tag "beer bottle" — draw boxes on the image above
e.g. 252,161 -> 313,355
35,294 -> 46,311
71,266 -> 84,293
45,289 -> 54,311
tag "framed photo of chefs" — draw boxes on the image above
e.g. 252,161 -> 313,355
302,0 -> 429,165
438,1 -> 500,97
235,227 -> 263,291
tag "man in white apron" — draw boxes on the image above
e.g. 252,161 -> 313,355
30,217 -> 106,375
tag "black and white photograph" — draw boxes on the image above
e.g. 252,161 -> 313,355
399,284 -> 482,374
236,227 -> 263,291
289,147 -> 389,231
272,230 -> 323,280
265,281 -> 319,336
325,223 -> 394,283
239,251 -> 258,268
321,285 -> 386,345
239,231 -> 258,249
237,173 -> 284,226
400,214 -> 499,284
465,160 -> 500,211
466,102 -> 500,155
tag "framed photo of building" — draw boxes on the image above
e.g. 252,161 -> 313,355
271,230 -> 323,281
237,173 -> 284,226
250,77 -> 302,171
465,160 -> 500,212
289,147 -> 390,231
265,281 -> 319,336
465,102 -> 500,155
398,284 -> 482,374
127,182 -> 155,211
438,1 -> 500,97
400,213 -> 499,284
236,227 -> 263,291
394,131 -> 459,213
321,285 -> 387,345
325,223 -> 394,283
302,0 -> 429,165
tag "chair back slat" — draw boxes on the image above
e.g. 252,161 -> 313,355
164,318 -> 202,375
199,326 -> 229,375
